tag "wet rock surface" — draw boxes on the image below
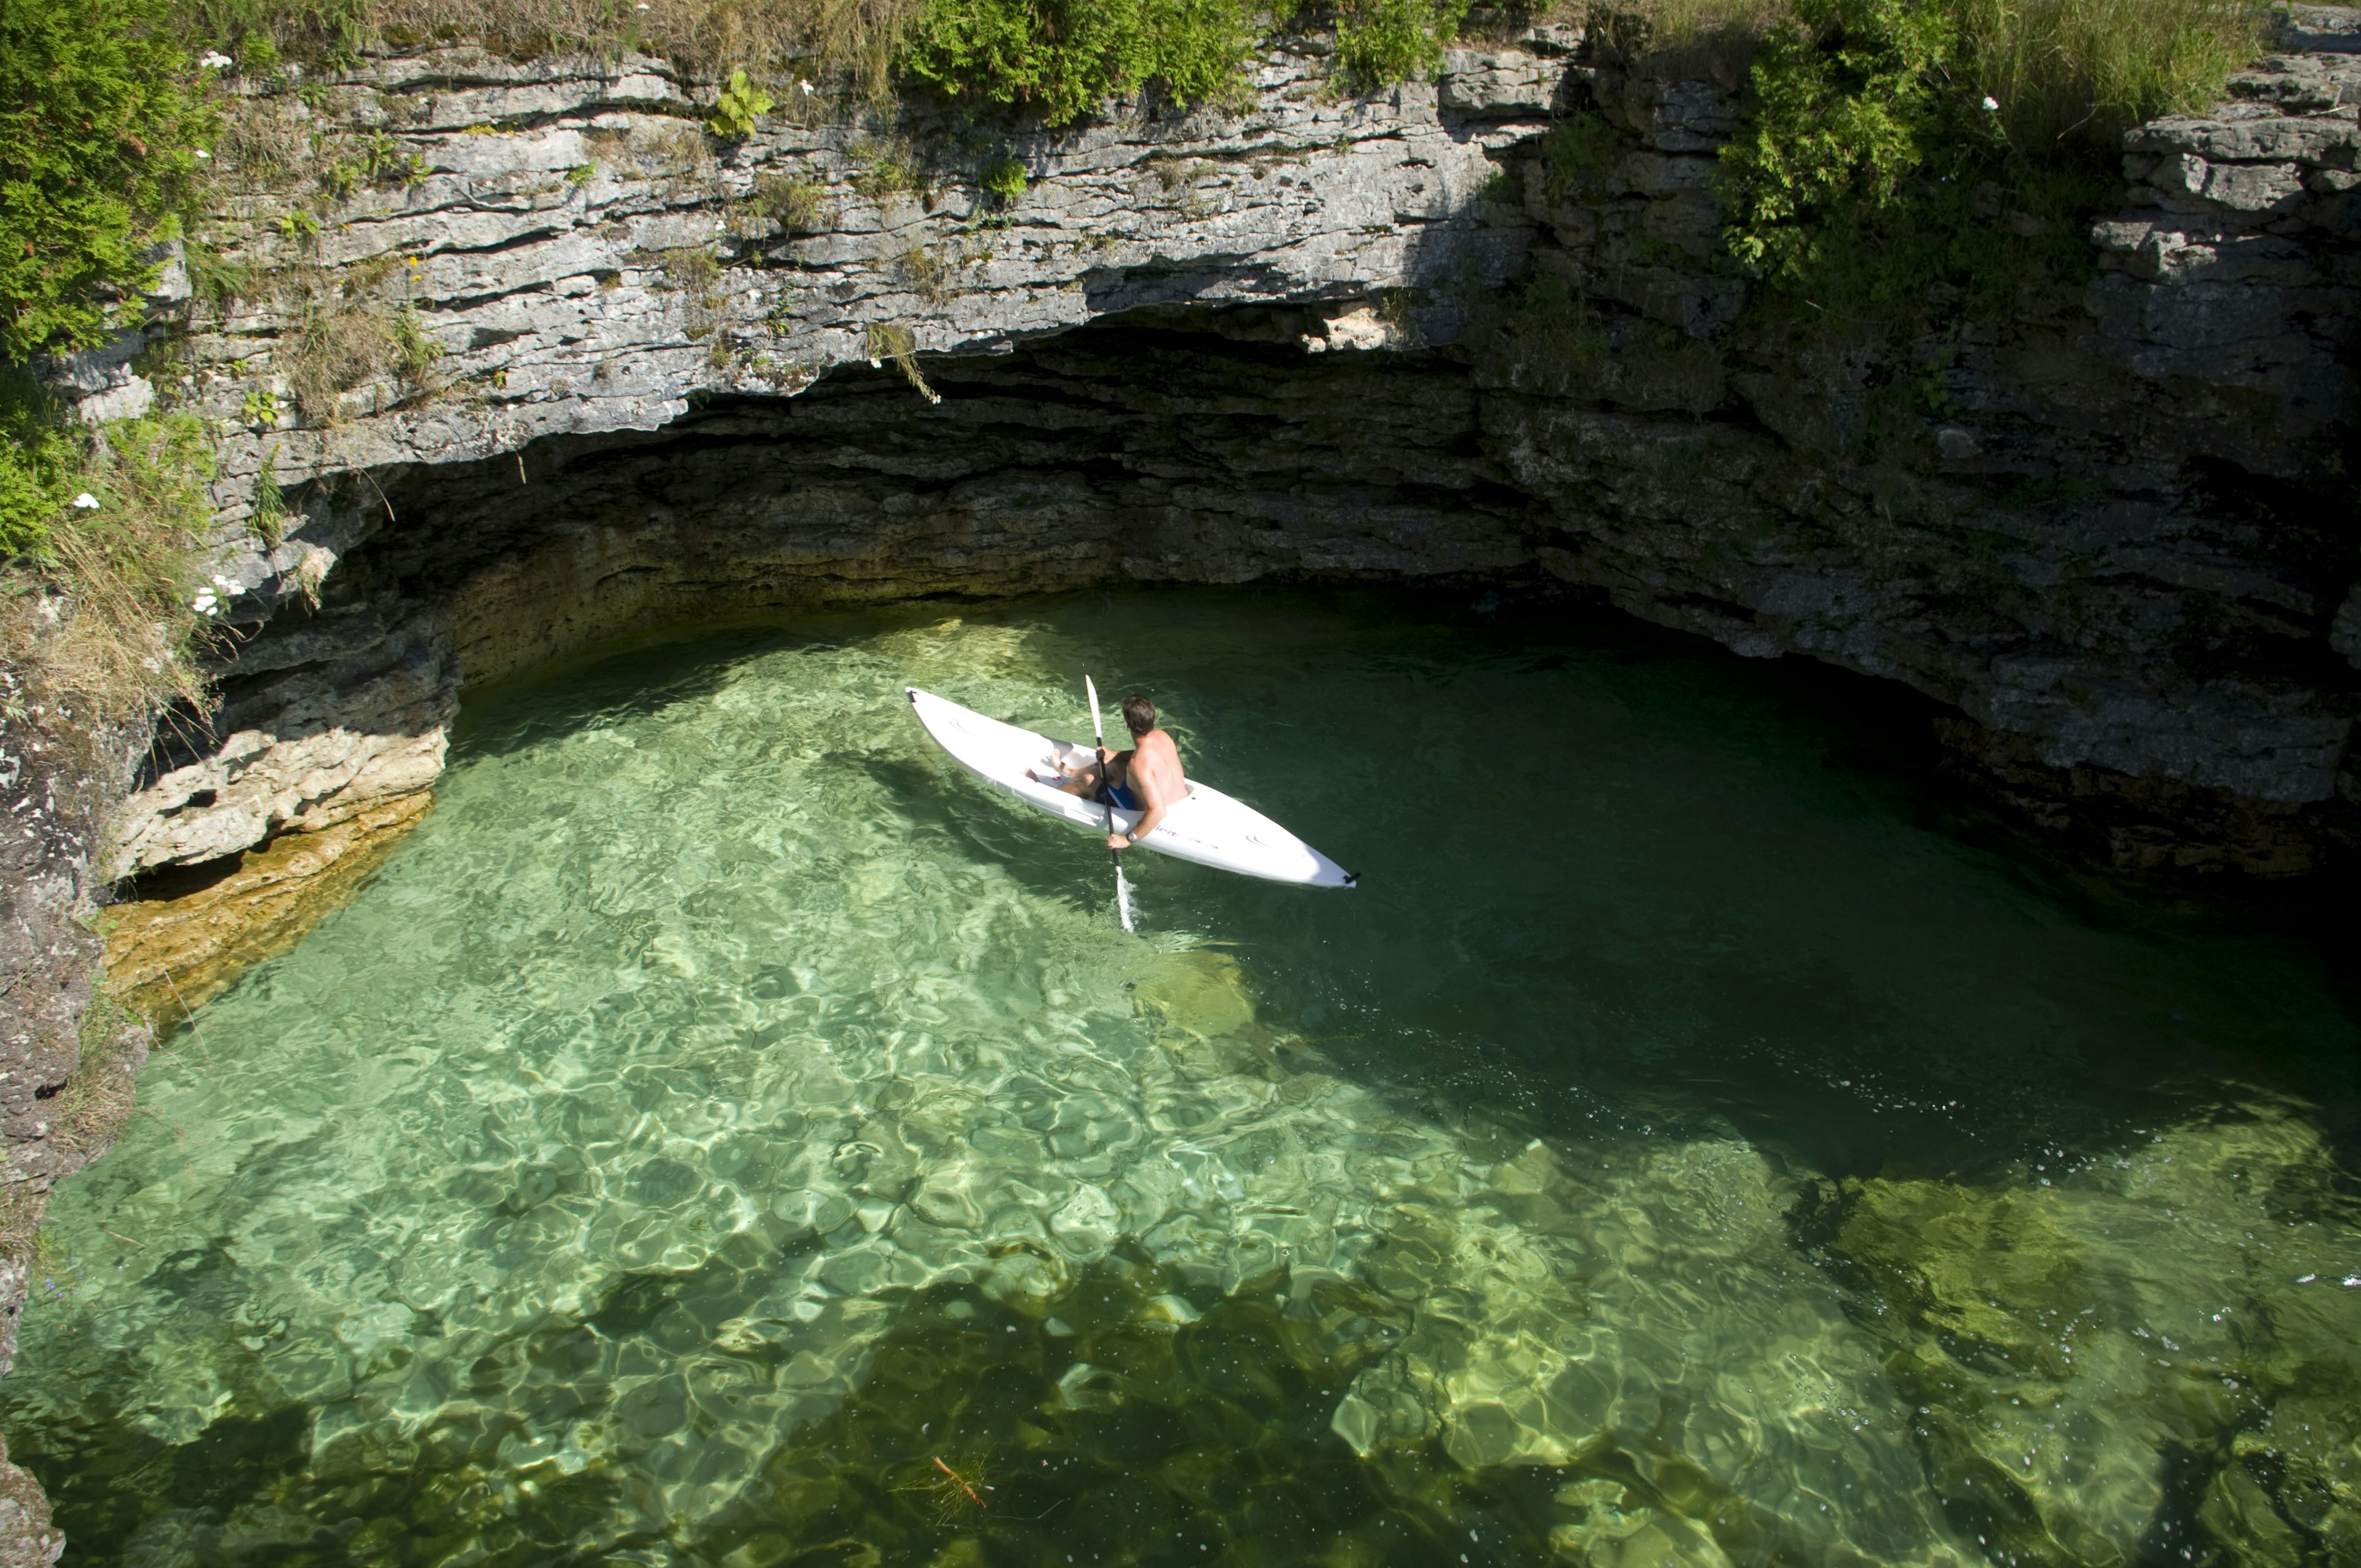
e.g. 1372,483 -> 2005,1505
103,790 -> 435,1019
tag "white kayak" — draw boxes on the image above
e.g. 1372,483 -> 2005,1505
906,687 -> 1356,888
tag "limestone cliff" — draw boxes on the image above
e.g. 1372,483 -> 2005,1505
76,12 -> 2357,906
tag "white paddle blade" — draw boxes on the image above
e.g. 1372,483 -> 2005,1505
1084,674 -> 1102,742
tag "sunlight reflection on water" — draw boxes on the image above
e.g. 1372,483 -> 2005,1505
10,589 -> 2359,1567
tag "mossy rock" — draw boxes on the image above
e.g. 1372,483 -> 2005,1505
2199,1365 -> 2361,1564
1128,948 -> 1254,1041
1833,1177 -> 2083,1374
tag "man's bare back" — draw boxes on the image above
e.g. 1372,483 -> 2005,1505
1031,691 -> 1183,851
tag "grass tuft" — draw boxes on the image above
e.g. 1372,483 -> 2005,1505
1956,0 -> 2265,157
748,167 -> 830,231
2,397 -> 219,724
865,319 -> 939,401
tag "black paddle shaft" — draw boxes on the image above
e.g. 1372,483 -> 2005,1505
1090,688 -> 1123,862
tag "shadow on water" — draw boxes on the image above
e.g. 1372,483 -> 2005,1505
856,755 -> 1118,917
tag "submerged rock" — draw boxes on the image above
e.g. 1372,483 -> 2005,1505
1836,1178 -> 2084,1376
1127,948 -> 1257,1042
1824,1101 -> 2361,1568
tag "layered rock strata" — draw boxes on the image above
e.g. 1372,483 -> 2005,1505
86,15 -> 2360,907
95,30 -> 1551,892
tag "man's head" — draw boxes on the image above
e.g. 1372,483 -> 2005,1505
1121,693 -> 1156,738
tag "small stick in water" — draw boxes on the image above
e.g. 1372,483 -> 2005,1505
933,1456 -> 985,1510
157,966 -> 217,1074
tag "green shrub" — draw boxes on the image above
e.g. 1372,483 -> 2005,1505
1718,0 -> 1966,285
1716,0 -> 2262,315
1332,0 -> 1472,90
900,0 -> 1260,125
980,149 -> 1027,203
1540,109 -> 1620,199
0,0 -> 219,361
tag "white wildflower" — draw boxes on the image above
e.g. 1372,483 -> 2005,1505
192,587 -> 219,615
797,80 -> 814,97
194,149 -> 211,159
71,492 -> 98,510
1982,95 -> 2000,111
199,50 -> 234,69
212,573 -> 237,589
868,357 -> 882,369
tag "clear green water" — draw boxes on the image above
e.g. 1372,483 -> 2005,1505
10,589 -> 2360,1567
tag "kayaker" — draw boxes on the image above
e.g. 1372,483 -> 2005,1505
1032,693 -> 1182,850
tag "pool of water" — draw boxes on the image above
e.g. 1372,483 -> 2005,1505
11,588 -> 2360,1567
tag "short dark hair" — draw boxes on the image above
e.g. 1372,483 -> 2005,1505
1121,693 -> 1156,736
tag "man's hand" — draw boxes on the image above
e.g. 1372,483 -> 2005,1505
1107,832 -> 1129,851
